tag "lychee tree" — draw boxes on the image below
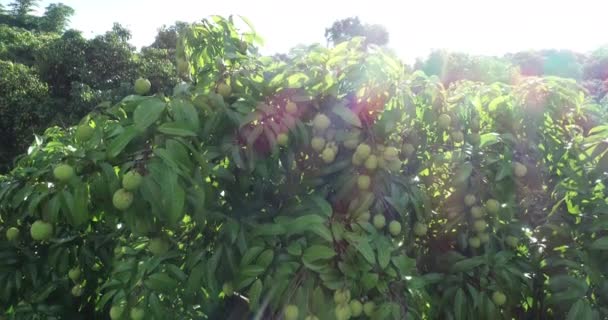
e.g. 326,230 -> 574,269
1,16 -> 608,320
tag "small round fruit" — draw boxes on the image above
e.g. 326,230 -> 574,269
75,124 -> 94,141
357,175 -> 371,190
6,227 -> 19,241
352,153 -> 363,166
383,147 -> 399,161
71,284 -> 84,297
122,171 -> 142,191
222,282 -> 233,296
130,307 -> 145,320
311,136 -> 326,152
355,143 -> 371,160
112,189 -> 134,211
333,288 -> 351,304
363,301 -> 375,317
438,113 -> 451,129
334,303 -> 352,320
464,194 -> 476,207
386,159 -> 402,172
468,237 -> 481,248
216,82 -> 231,98
485,199 -> 500,214
313,114 -> 331,132
479,233 -> 490,243
413,222 -> 427,236
373,214 -> 386,229
473,220 -> 487,232
30,220 -> 53,241
470,206 -> 484,219
357,211 -> 371,223
68,267 -> 81,281
514,162 -> 527,177
402,143 -> 415,157
389,221 -> 402,236
451,131 -> 464,143
505,235 -> 519,248
285,101 -> 298,114
134,78 -> 151,95
53,164 -> 74,182
277,133 -> 289,146
284,305 -> 299,320
109,305 -> 125,319
148,237 -> 170,256
349,300 -> 363,317
364,155 -> 378,171
321,147 -> 336,164
304,315 -> 319,320
492,291 -> 506,306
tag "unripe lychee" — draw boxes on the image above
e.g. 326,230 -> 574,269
355,143 -> 371,160
413,222 -> 427,236
277,133 -> 289,146
134,78 -> 151,95
464,194 -> 476,207
75,124 -> 94,141
372,214 -> 386,229
53,164 -> 74,182
364,155 -> 378,171
311,136 -> 326,152
30,220 -> 53,241
438,114 -> 451,129
122,171 -> 142,191
6,227 -> 19,241
485,199 -> 500,214
357,175 -> 371,190
388,221 -> 402,236
112,189 -> 133,211
216,82 -> 232,98
513,162 -> 527,177
313,114 -> 331,132
468,237 -> 481,248
285,101 -> 297,114
321,147 -> 336,163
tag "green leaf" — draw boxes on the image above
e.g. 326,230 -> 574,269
361,273 -> 379,291
134,98 -> 166,131
590,237 -> 608,250
252,223 -> 286,236
479,133 -> 500,148
247,279 -> 263,308
302,245 -> 336,262
454,288 -> 465,320
346,234 -> 375,265
144,272 -> 178,293
332,103 -> 362,128
240,265 -> 266,278
107,126 -> 139,158
171,99 -> 199,130
566,299 -> 592,320
157,122 -> 197,137
450,256 -> 485,273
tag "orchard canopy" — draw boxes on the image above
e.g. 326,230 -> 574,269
2,16 -> 608,320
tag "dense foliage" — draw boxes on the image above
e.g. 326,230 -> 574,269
2,15 -> 608,320
0,2 -> 179,172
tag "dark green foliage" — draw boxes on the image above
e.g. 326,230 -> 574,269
0,61 -> 51,171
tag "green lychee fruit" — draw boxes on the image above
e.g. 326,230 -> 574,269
388,221 -> 402,236
53,164 -> 74,182
277,133 -> 289,146
492,291 -> 506,306
6,227 -> 19,241
372,214 -> 386,229
122,171 -> 142,191
413,222 -> 427,236
112,189 -> 133,211
313,114 -> 331,132
30,220 -> 53,241
134,78 -> 151,95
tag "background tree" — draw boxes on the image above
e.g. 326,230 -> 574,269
39,3 -> 74,33
0,61 -> 50,172
325,16 -> 389,46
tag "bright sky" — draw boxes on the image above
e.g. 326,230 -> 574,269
19,0 -> 608,62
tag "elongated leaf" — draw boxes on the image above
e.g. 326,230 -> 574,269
107,126 -> 139,158
302,245 -> 336,262
157,122 -> 197,136
332,104 -> 362,128
590,237 -> 608,250
134,98 -> 166,131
